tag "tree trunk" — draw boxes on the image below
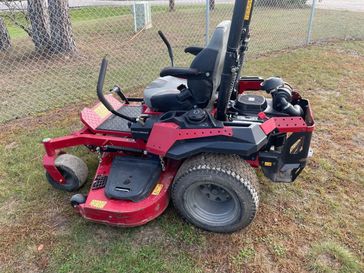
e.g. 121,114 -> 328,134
209,0 -> 215,10
0,17 -> 11,51
48,0 -> 76,53
27,0 -> 51,52
169,0 -> 175,12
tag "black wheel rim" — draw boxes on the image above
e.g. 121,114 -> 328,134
184,182 -> 241,226
60,169 -> 75,186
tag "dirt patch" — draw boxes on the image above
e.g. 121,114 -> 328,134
316,253 -> 342,271
132,224 -> 168,246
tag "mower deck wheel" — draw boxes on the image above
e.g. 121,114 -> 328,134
70,194 -> 87,207
171,153 -> 259,233
46,154 -> 88,192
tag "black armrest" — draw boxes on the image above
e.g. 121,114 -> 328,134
160,67 -> 206,79
184,46 -> 204,56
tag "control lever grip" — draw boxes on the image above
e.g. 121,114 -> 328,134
110,85 -> 129,104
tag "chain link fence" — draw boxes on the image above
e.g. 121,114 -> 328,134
0,0 -> 363,124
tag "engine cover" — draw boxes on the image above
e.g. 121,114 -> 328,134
234,94 -> 267,115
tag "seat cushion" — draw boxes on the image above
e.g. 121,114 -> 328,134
144,76 -> 187,109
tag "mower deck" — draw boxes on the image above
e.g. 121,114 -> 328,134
75,153 -> 178,227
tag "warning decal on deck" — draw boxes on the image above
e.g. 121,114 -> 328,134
90,200 -> 107,209
94,104 -> 109,119
152,184 -> 163,196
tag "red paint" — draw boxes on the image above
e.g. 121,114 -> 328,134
143,107 -> 162,115
260,117 -> 277,135
260,116 -> 315,135
43,154 -> 65,183
75,154 -> 180,227
80,95 -> 123,130
246,157 -> 260,168
257,112 -> 268,120
292,91 -> 302,101
43,131 -> 146,183
146,123 -> 233,155
80,96 -> 142,137
238,78 -> 264,94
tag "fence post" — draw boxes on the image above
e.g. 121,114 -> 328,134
306,0 -> 317,45
205,0 -> 210,45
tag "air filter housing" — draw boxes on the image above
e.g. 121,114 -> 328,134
234,94 -> 267,115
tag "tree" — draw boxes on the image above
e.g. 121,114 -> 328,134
0,17 -> 11,51
1,1 -> 32,38
27,0 -> 51,52
48,0 -> 76,53
169,0 -> 175,12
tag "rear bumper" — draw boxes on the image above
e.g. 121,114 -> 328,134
259,131 -> 313,182
258,98 -> 314,182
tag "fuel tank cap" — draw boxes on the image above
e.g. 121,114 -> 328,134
186,108 -> 207,123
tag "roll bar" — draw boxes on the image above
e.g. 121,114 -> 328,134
216,0 -> 255,121
97,58 -> 137,123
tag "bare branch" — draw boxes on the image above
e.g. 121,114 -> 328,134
2,12 -> 32,36
1,0 -> 31,37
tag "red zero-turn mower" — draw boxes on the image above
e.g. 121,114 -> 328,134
43,0 -> 314,233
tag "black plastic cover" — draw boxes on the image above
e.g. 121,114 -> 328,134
184,46 -> 204,56
234,94 -> 267,114
259,132 -> 312,182
160,67 -> 204,79
105,156 -> 161,202
166,123 -> 267,159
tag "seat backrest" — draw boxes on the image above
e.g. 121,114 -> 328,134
188,20 -> 231,108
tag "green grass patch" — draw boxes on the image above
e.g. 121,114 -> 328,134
308,242 -> 363,273
50,223 -> 197,273
1,5 -> 203,39
157,209 -> 206,246
232,247 -> 256,265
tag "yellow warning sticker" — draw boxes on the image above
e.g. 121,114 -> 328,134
264,161 -> 273,167
94,104 -> 109,119
244,0 -> 253,21
152,184 -> 163,196
90,200 -> 107,209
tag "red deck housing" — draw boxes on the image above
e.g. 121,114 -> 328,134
75,154 -> 179,227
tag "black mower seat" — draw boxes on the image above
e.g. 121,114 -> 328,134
144,20 -> 231,112
144,76 -> 187,110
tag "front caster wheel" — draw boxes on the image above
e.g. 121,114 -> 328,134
70,194 -> 87,207
171,153 -> 259,233
45,154 -> 88,192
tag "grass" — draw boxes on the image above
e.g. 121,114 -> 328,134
0,5 -> 364,123
0,40 -> 364,273
309,242 -> 362,273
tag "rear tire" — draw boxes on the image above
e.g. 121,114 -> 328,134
46,154 -> 88,192
171,153 -> 259,233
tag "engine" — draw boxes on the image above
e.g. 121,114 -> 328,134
232,77 -> 304,118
